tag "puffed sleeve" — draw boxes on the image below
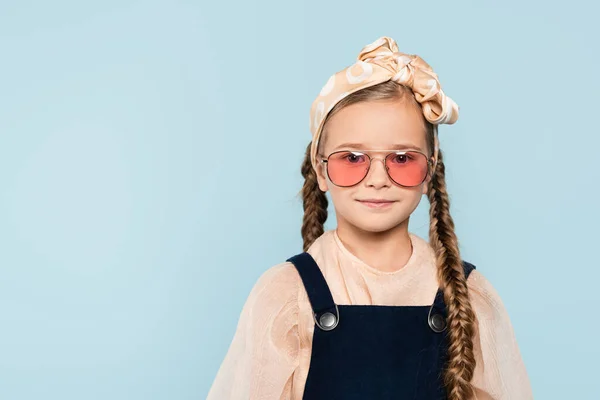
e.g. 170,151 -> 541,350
468,270 -> 534,400
206,262 -> 300,400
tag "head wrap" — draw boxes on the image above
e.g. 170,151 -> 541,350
309,36 -> 459,169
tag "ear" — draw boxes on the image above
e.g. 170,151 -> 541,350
422,159 -> 436,195
422,175 -> 430,195
313,161 -> 329,192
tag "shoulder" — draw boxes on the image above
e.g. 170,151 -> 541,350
253,261 -> 301,291
243,261 -> 302,315
464,265 -> 510,324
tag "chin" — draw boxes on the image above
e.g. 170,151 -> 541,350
332,198 -> 419,234
340,212 -> 407,234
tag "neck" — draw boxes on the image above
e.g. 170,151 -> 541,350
335,219 -> 413,273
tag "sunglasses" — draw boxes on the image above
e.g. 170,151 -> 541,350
320,149 -> 433,188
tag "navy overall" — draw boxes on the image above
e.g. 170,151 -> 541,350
286,252 -> 476,400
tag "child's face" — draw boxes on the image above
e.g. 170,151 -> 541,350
315,98 -> 431,234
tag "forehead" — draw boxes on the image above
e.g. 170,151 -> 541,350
322,99 -> 427,151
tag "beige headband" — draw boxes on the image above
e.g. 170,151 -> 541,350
309,36 -> 459,170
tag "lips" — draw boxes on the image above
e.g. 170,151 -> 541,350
356,199 -> 396,209
357,199 -> 395,203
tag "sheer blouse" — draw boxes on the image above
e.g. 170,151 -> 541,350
207,230 -> 533,399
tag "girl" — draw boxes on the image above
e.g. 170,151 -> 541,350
207,36 -> 532,400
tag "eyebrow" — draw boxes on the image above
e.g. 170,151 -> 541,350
332,142 -> 425,152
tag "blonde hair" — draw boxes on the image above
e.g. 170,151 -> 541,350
300,80 -> 477,399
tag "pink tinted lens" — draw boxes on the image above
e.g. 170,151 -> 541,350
386,151 -> 429,186
326,151 -> 370,186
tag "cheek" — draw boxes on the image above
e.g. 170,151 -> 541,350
401,185 -> 427,206
327,186 -> 347,200
327,186 -> 357,209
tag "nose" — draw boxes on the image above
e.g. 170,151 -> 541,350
363,157 -> 390,188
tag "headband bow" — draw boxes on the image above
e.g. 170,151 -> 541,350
309,36 -> 459,168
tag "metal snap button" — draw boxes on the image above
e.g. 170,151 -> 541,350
313,305 -> 340,331
319,312 -> 337,330
429,313 -> 446,333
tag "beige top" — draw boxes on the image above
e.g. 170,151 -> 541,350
207,230 -> 533,399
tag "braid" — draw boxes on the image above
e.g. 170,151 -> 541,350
300,142 -> 328,251
427,149 -> 477,400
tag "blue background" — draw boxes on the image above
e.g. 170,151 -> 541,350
1,0 -> 597,398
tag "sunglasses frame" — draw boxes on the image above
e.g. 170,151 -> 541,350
320,149 -> 435,188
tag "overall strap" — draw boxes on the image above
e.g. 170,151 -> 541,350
462,260 -> 476,279
286,252 -> 337,315
287,252 -> 341,331
428,260 -> 477,333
